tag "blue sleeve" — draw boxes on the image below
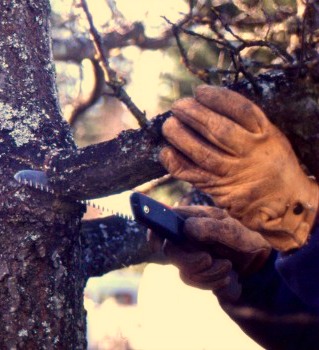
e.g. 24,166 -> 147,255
275,223 -> 319,310
220,226 -> 319,349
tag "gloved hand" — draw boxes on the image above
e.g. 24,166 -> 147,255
160,85 -> 319,251
148,205 -> 271,302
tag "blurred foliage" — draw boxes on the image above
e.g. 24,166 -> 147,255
51,0 -> 319,163
160,0 -> 301,104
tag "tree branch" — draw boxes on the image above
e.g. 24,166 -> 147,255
45,112 -> 171,200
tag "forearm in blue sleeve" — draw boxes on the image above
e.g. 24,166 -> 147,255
220,234 -> 319,350
275,223 -> 319,309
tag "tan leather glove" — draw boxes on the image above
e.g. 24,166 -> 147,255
160,85 -> 319,251
148,206 -> 271,302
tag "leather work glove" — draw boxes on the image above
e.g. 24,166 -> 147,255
160,85 -> 319,251
148,205 -> 271,302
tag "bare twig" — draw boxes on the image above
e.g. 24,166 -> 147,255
170,23 -> 230,48
69,58 -> 105,127
80,0 -> 147,127
211,6 -> 294,63
236,54 -> 262,95
172,24 -> 211,83
134,174 -> 173,195
162,2 -> 304,90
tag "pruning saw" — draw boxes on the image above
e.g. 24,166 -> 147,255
14,170 -> 185,244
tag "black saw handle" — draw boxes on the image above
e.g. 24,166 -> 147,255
130,192 -> 242,301
130,192 -> 185,244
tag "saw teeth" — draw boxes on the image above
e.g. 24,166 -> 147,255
14,171 -> 135,221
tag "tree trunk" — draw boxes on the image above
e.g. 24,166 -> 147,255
1,1 -> 319,349
0,2 -> 86,348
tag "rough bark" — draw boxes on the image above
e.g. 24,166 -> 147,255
0,1 -> 86,348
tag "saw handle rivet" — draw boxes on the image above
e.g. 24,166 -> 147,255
143,205 -> 150,214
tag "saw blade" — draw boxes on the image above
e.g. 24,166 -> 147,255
14,170 -> 53,193
14,170 -> 134,220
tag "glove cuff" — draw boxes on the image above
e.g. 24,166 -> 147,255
262,178 -> 319,251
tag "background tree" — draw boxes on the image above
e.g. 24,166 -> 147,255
0,0 -> 319,348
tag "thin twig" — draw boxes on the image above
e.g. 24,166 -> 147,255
80,0 -> 147,127
181,22 -> 293,64
237,54 -> 261,95
176,25 -> 230,48
69,59 -> 105,127
164,9 -> 296,91
134,174 -> 173,194
211,6 -> 294,63
172,24 -> 211,83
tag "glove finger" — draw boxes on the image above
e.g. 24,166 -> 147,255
159,146 -> 218,183
162,117 -> 236,175
184,217 -> 271,254
213,271 -> 242,302
182,259 -> 232,284
195,85 -> 268,133
172,98 -> 252,156
180,259 -> 232,290
173,205 -> 228,220
163,241 -> 213,274
147,229 -> 165,253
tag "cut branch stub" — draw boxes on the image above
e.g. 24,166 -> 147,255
45,111 -> 171,200
81,215 -> 166,280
